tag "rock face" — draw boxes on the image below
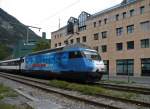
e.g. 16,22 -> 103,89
0,8 -> 40,48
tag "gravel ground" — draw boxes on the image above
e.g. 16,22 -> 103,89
0,76 -> 105,109
0,75 -> 150,109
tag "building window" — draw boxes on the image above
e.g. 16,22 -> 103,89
116,43 -> 123,51
130,9 -> 135,16
76,38 -> 80,43
122,12 -> 126,19
64,40 -> 68,45
101,45 -> 107,52
82,36 -> 86,42
94,33 -> 99,40
93,46 -> 99,52
58,42 -> 61,46
127,25 -> 134,34
116,14 -> 119,21
101,31 -> 107,39
127,41 -> 134,50
141,39 -> 150,48
99,20 -> 101,26
104,18 -> 107,24
55,43 -> 57,47
78,11 -> 91,32
93,22 -> 96,28
70,39 -> 74,44
116,59 -> 134,76
140,6 -> 145,14
116,27 -> 123,36
141,58 -> 150,76
140,21 -> 150,32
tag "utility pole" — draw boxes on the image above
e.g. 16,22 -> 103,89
58,18 -> 60,29
25,25 -> 41,45
8,22 -> 41,44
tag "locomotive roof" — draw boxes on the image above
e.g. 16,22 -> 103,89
0,58 -> 20,63
27,43 -> 92,56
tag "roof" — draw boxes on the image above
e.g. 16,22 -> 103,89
27,43 -> 92,56
0,58 -> 20,63
90,0 -> 137,19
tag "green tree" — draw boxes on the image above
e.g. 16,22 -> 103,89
0,44 -> 10,60
32,39 -> 51,52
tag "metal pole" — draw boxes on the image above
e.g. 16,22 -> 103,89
26,27 -> 29,44
108,72 -> 109,80
127,67 -> 130,83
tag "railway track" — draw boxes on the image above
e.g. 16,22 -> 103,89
94,82 -> 150,95
0,72 -> 150,109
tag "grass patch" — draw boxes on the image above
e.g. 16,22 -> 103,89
0,84 -> 17,100
0,102 -> 33,109
101,80 -> 135,84
49,80 -> 137,99
0,102 -> 16,109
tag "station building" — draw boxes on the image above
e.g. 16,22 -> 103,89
51,0 -> 150,77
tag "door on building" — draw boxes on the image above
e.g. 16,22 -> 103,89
104,60 -> 109,75
141,58 -> 150,76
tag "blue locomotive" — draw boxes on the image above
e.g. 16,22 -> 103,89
0,43 -> 105,82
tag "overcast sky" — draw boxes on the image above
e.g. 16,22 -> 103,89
0,0 -> 122,39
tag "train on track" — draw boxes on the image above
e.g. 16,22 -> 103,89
0,43 -> 105,82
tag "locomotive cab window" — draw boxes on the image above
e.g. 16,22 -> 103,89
84,51 -> 101,61
69,51 -> 84,59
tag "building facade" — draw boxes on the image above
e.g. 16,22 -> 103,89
51,0 -> 150,77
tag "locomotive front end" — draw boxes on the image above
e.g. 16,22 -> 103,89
83,50 -> 105,82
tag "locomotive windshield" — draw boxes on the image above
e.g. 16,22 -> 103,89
68,50 -> 101,61
83,51 -> 101,61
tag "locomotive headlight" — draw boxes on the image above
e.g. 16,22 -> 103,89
93,60 -> 105,72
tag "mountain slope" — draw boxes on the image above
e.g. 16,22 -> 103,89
0,8 -> 40,47
0,8 -> 41,59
